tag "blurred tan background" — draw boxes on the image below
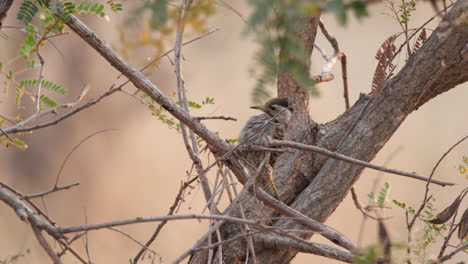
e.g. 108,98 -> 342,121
1,1 -> 467,263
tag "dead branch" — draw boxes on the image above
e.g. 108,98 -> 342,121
270,140 -> 454,186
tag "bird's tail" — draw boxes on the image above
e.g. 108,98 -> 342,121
256,165 -> 279,199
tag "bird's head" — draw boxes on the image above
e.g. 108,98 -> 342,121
250,97 -> 292,117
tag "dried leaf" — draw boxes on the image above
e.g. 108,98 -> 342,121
413,29 -> 427,53
429,194 -> 463,224
372,35 -> 397,98
458,208 -> 468,240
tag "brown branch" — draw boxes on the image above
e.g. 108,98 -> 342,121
0,187 -> 63,239
438,242 -> 468,263
0,126 -> 14,141
270,140 -> 454,186
57,214 -> 316,235
132,180 -> 192,263
22,182 -> 80,200
317,20 -> 350,108
392,2 -> 455,63
3,85 -> 122,134
54,129 -> 118,185
172,0 -> 217,216
31,224 -> 62,264
195,115 -> 237,121
108,227 -> 161,261
257,234 -> 354,263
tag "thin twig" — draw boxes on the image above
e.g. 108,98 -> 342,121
35,85 -> 89,120
132,177 -> 193,263
0,127 -> 14,141
173,0 -> 215,211
31,224 -> 62,264
270,140 -> 454,186
108,227 -> 161,261
216,0 -> 247,23
0,186 -> 63,239
174,156 -> 270,264
438,242 -> 468,262
403,135 -> 468,260
54,129 -> 118,185
119,27 -> 221,80
58,214 -> 296,234
438,188 -> 468,258
22,182 -> 80,200
391,2 -> 455,63
15,53 -> 45,128
57,240 -> 87,264
318,20 -> 349,108
195,115 -> 237,121
3,85 -> 122,134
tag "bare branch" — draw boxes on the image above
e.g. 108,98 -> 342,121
15,53 -> 45,127
22,182 -> 80,200
257,234 -> 355,263
0,187 -> 63,239
172,0 -> 216,214
54,129 -> 118,185
316,20 -> 350,108
132,180 -> 193,263
195,115 -> 237,121
108,227 -> 160,261
3,85 -> 122,134
271,140 -> 454,186
31,224 -> 62,264
438,242 -> 468,263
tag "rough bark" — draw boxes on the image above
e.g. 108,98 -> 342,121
0,0 -> 14,28
189,0 -> 468,263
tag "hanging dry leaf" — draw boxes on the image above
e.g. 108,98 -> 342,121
413,29 -> 427,53
458,208 -> 468,240
371,35 -> 397,98
429,194 -> 463,224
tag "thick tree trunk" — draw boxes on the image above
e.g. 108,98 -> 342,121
189,0 -> 468,263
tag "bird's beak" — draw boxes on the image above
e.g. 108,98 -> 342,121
250,105 -> 266,112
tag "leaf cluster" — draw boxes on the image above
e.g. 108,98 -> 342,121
368,182 -> 391,207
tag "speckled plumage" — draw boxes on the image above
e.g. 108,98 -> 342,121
237,98 -> 292,198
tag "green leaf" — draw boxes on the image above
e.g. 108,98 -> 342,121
15,87 -> 24,107
377,182 -> 390,207
39,94 -> 58,108
188,101 -> 202,109
324,0 -> 347,25
18,24 -> 37,58
26,59 -> 36,68
203,97 -> 215,105
135,0 -> 168,29
350,0 -> 368,19
17,0 -> 39,25
20,79 -> 67,95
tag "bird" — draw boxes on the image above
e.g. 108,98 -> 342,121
237,97 -> 292,198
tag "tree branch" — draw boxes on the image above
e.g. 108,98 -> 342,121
270,139 -> 454,186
